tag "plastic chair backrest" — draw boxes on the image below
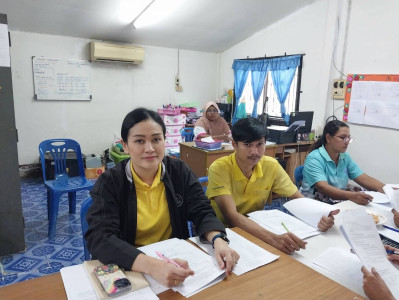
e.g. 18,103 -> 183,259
80,196 -> 93,261
39,139 -> 86,183
181,127 -> 194,142
198,176 -> 208,193
294,165 -> 304,189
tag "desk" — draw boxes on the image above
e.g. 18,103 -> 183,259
0,228 -> 362,300
179,141 -> 313,179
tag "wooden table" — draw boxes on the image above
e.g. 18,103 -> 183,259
179,141 -> 313,180
0,228 -> 363,300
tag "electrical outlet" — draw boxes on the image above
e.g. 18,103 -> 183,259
332,79 -> 346,100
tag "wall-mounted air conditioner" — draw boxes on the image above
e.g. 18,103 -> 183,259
90,41 -> 144,64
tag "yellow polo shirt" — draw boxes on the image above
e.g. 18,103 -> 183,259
132,163 -> 172,247
207,152 -> 297,224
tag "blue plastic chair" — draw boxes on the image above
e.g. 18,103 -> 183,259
39,139 -> 94,238
188,176 -> 209,237
198,176 -> 208,193
294,165 -> 304,189
181,127 -> 194,142
80,196 -> 92,261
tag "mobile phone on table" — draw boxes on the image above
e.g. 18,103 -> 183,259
93,264 -> 132,297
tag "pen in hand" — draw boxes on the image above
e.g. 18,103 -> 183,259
155,251 -> 182,268
281,222 -> 290,233
386,249 -> 399,255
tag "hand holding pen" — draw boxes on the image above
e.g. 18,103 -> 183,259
385,245 -> 399,266
155,251 -> 194,287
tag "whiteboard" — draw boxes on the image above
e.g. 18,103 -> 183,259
32,57 -> 92,100
343,74 -> 399,130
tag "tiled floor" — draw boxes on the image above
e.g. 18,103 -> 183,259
0,177 -> 92,287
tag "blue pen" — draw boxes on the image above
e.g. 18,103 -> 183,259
386,249 -> 399,255
382,224 -> 399,233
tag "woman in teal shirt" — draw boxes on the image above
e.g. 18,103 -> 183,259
301,120 -> 384,205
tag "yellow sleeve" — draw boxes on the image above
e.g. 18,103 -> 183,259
206,158 -> 232,199
271,162 -> 298,197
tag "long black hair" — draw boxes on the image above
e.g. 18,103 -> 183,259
121,108 -> 166,142
309,120 -> 349,152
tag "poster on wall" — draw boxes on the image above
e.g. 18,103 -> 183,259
32,57 -> 92,100
343,74 -> 399,130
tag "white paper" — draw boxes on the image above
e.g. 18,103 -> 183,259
138,238 -> 225,297
365,191 -> 390,204
200,136 -> 215,143
283,198 -> 336,229
248,209 -> 320,239
383,185 -> 399,211
0,24 -> 10,67
311,247 -> 363,286
60,265 -> 159,300
340,208 -> 399,299
189,228 -> 279,276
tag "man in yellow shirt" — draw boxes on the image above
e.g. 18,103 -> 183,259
207,117 -> 339,255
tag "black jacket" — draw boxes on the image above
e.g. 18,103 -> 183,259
85,156 -> 225,270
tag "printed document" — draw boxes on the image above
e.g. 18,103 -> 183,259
383,184 -> 399,211
189,228 -> 279,276
138,238 -> 225,297
247,209 -> 320,239
283,198 -> 336,229
340,208 -> 399,299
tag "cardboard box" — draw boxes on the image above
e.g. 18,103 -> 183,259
85,166 -> 105,179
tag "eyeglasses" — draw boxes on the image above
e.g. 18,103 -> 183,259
207,109 -> 218,113
335,135 -> 354,144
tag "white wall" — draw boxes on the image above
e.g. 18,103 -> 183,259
219,0 -> 399,183
10,31 -> 218,164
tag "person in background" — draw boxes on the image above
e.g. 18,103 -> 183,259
194,101 -> 231,142
86,108 -> 239,288
361,245 -> 399,300
301,120 -> 385,205
206,117 -> 339,255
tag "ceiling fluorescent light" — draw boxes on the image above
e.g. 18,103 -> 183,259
133,0 -> 185,29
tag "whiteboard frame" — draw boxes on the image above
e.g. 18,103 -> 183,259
32,56 -> 92,101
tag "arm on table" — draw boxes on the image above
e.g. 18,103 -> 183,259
314,180 -> 372,205
214,194 -> 306,254
354,173 -> 385,193
132,253 -> 194,287
202,230 -> 240,276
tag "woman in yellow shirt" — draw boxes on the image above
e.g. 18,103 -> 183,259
86,108 -> 239,288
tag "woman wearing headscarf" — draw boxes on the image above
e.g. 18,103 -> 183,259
194,101 -> 231,142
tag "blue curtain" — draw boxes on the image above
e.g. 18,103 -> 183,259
232,55 -> 301,123
232,68 -> 249,123
251,70 -> 267,117
271,68 -> 297,124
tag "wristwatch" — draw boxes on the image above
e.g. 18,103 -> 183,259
211,232 -> 230,248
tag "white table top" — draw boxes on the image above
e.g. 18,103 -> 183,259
290,200 -> 397,298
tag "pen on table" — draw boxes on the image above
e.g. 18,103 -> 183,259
155,251 -> 182,268
382,224 -> 399,233
281,222 -> 290,233
386,249 -> 399,255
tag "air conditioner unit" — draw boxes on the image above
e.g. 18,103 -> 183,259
90,41 -> 144,64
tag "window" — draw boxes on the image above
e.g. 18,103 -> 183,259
239,68 -> 301,119
233,54 -> 303,125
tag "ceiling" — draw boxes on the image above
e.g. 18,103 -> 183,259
1,0 -> 315,53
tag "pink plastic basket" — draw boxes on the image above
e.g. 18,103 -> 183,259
158,108 -> 181,115
194,139 -> 222,150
